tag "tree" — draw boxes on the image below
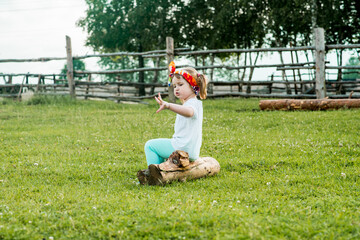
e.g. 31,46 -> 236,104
77,0 -> 360,88
262,0 -> 360,47
343,56 -> 360,80
178,0 -> 266,49
77,0 -> 183,95
265,0 -> 313,47
314,0 -> 360,85
316,0 -> 360,45
60,59 -> 86,80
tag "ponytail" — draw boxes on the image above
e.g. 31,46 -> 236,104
196,73 -> 208,99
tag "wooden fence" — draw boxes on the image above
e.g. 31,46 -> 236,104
1,27 -> 360,101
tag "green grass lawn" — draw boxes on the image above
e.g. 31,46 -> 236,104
1,96 -> 359,239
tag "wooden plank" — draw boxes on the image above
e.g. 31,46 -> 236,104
326,66 -> 360,69
0,57 -> 67,63
73,48 -> 190,59
0,74 -> 66,77
75,81 -> 167,87
314,28 -> 326,99
166,36 -> 175,103
75,67 -> 166,75
177,46 -> 315,56
66,36 -> 75,98
36,75 -> 42,93
326,44 -> 360,50
207,92 -> 317,99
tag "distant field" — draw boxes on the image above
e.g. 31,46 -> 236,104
1,96 -> 359,239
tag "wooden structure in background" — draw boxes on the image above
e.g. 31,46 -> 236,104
1,28 -> 360,101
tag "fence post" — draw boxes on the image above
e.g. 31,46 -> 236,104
66,35 -> 76,98
85,74 -> 91,100
314,27 -> 326,99
166,37 -> 176,103
36,74 -> 42,93
208,54 -> 214,94
268,74 -> 274,94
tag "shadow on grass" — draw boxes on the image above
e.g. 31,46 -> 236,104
26,95 -> 77,105
235,109 -> 261,112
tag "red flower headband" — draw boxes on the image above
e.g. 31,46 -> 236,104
168,61 -> 198,88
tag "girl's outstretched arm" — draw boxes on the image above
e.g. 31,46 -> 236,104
155,93 -> 194,118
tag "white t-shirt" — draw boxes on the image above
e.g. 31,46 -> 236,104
171,97 -> 203,160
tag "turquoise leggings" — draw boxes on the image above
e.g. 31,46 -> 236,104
144,138 -> 175,166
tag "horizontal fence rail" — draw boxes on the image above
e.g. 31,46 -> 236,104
177,46 -> 316,56
0,57 -> 67,63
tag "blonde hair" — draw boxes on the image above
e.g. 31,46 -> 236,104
174,67 -> 208,99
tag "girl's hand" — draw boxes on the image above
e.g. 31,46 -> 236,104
155,93 -> 169,113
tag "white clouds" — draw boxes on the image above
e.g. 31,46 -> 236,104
0,0 -> 100,81
0,0 -> 92,76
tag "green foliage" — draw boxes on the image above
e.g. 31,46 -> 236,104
60,59 -> 87,80
97,56 -> 137,82
0,85 -> 21,95
77,0 -> 183,90
1,98 -> 360,239
265,0 -> 360,46
316,0 -> 360,44
176,0 -> 267,49
77,0 -> 182,52
343,56 -> 360,80
266,0 -> 313,46
78,0 -> 359,51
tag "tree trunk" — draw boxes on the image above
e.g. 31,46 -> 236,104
237,53 -> 241,92
138,54 -> 145,96
259,99 -> 360,111
240,52 -> 247,92
336,49 -> 343,94
150,57 -> 160,95
208,55 -> 215,94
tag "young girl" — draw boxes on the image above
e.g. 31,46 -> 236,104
143,61 -> 207,168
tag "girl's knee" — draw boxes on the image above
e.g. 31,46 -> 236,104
144,139 -> 156,151
144,139 -> 155,151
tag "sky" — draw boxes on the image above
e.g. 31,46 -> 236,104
0,0 -> 97,83
0,0 -> 355,84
